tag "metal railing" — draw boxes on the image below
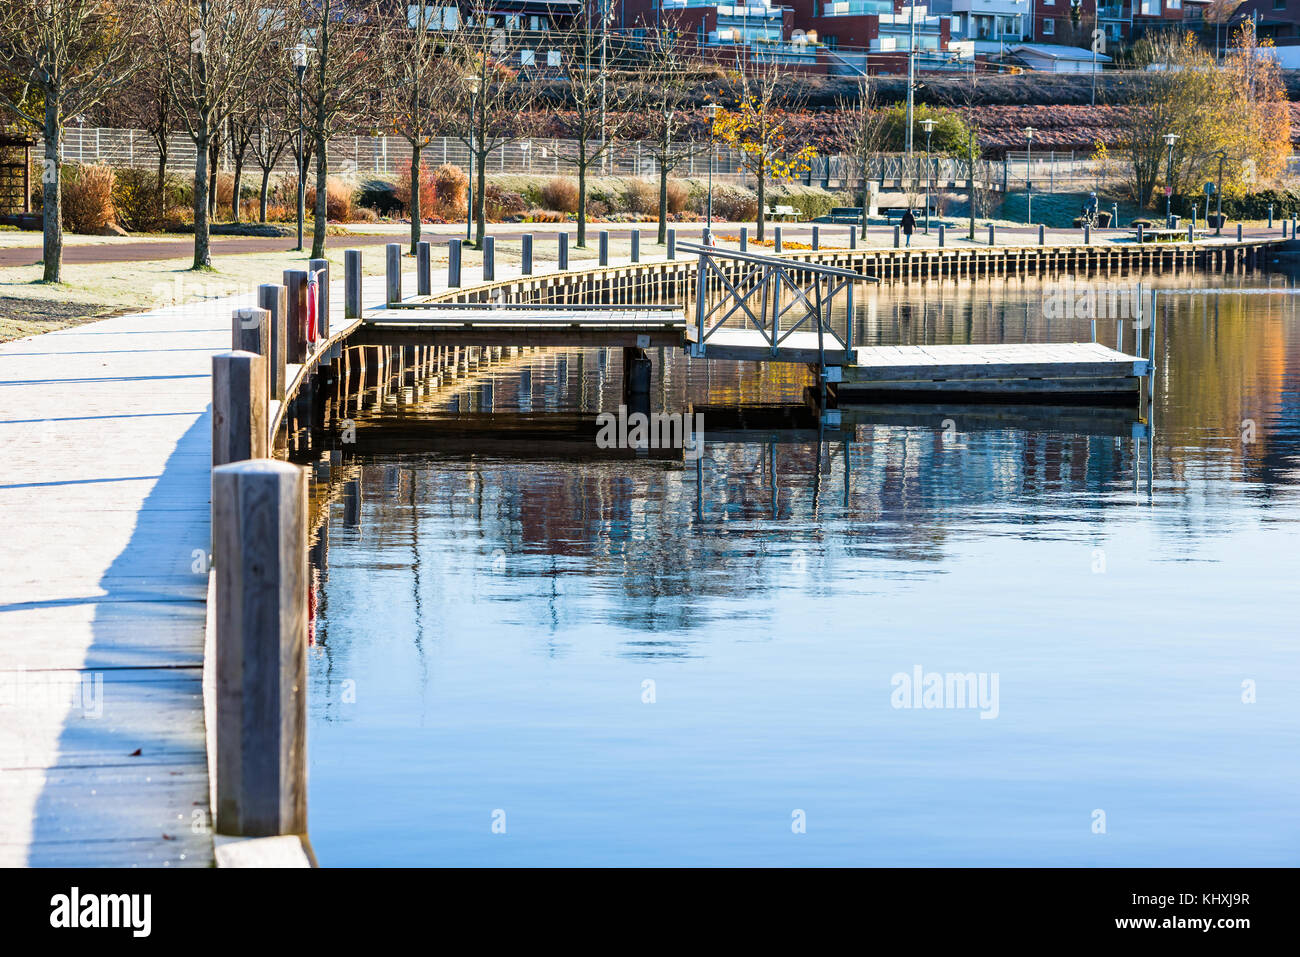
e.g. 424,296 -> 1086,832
682,242 -> 875,375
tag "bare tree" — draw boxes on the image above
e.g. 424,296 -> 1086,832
0,0 -> 143,282
552,2 -> 630,248
246,67 -> 294,224
378,3 -> 462,253
294,0 -> 384,259
111,58 -> 178,226
151,0 -> 276,269
640,22 -> 710,246
440,2 -> 540,247
837,74 -> 887,231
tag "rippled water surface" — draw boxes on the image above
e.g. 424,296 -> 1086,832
307,272 -> 1300,866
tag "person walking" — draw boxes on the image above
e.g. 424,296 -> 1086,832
901,208 -> 916,247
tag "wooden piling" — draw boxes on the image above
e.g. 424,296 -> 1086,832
212,459 -> 308,838
282,270 -> 309,364
343,250 -> 362,321
212,351 -> 268,468
385,243 -> 401,304
416,242 -> 431,296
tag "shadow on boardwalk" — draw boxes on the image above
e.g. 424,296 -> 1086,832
26,412 -> 213,866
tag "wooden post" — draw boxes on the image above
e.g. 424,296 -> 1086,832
667,229 -> 675,260
212,351 -> 268,468
385,242 -> 401,304
448,238 -> 462,287
1038,224 -> 1045,245
1236,223 -> 1243,242
892,225 -> 899,249
522,234 -> 533,275
257,284 -> 288,402
483,236 -> 495,281
308,258 -> 329,339
343,250 -> 362,321
558,232 -> 569,270
631,229 -> 640,263
599,231 -> 609,266
739,226 -> 748,251
416,241 -> 431,296
1084,225 -> 1091,245
988,225 -> 995,246
232,306 -> 269,357
1137,224 -> 1144,244
1188,223 -> 1194,243
938,224 -> 944,248
282,269 -> 309,364
774,226 -> 783,252
212,459 -> 308,837
811,226 -> 820,250
848,225 -> 856,249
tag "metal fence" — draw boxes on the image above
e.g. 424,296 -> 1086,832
45,127 -> 1144,196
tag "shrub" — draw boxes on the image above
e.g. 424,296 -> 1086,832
61,164 -> 117,233
541,176 -> 579,213
709,185 -> 758,223
586,199 -> 609,219
394,163 -> 436,217
358,177 -> 402,216
485,183 -> 527,220
666,179 -> 689,214
432,163 -> 468,219
112,167 -> 185,231
305,176 -> 356,222
623,178 -> 657,216
525,208 -> 567,223
214,172 -> 235,213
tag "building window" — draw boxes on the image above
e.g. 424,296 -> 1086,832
520,49 -> 535,66
1043,17 -> 1055,34
1140,0 -> 1159,13
1168,0 -> 1179,8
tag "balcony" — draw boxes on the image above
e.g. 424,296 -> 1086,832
819,0 -> 894,14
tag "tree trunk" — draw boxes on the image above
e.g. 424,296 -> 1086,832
193,120 -> 212,269
259,167 -> 270,223
208,136 -> 219,219
657,125 -> 670,245
41,95 -> 63,284
577,154 -> 588,248
409,143 -> 421,255
156,148 -> 169,227
312,126 -> 328,259
755,172 -> 766,242
231,153 -> 244,224
658,160 -> 669,246
475,147 -> 487,248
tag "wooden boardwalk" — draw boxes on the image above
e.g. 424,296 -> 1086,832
0,302 -> 225,866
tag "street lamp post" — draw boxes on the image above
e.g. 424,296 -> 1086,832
921,118 -> 935,235
705,103 -> 719,240
1023,126 -> 1036,226
291,43 -> 314,253
1164,133 -> 1180,228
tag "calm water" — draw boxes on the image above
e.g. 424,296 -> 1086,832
306,272 -> 1300,866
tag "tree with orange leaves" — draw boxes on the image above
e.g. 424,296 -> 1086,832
712,59 -> 816,241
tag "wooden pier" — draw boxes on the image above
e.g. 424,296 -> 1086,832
834,342 -> 1150,401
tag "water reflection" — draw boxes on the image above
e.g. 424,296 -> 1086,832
305,271 -> 1300,867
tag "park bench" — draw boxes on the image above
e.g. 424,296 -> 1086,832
829,206 -> 865,223
767,205 -> 801,221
